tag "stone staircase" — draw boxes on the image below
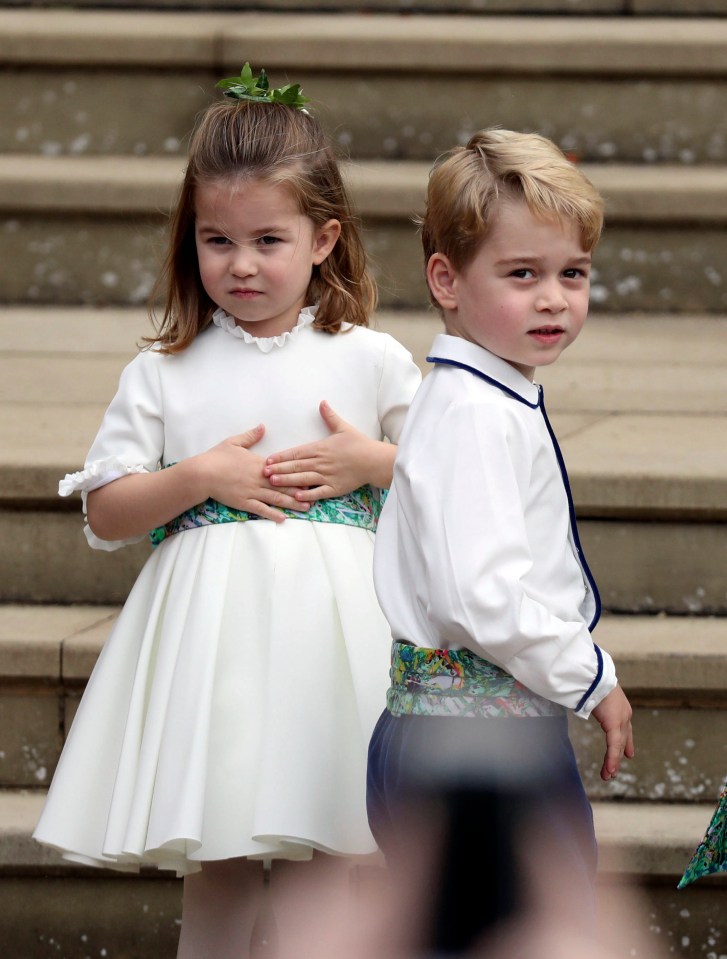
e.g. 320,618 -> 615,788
1,2 -> 727,957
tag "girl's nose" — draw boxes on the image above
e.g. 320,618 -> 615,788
230,246 -> 257,277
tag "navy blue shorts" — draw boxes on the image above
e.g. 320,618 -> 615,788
367,710 -> 598,951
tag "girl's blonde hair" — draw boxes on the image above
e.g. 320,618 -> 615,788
421,129 -> 604,304
147,100 -> 377,353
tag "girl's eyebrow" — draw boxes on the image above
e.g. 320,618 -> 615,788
258,219 -> 303,235
196,223 -> 227,235
251,225 -> 290,237
196,222 -> 291,237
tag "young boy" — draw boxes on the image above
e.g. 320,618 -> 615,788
367,129 -> 634,952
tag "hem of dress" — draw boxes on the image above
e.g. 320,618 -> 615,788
33,833 -> 378,878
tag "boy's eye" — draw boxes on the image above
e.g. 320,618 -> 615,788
510,268 -> 534,279
563,268 -> 588,279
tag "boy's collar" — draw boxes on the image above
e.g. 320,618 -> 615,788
426,334 -> 541,407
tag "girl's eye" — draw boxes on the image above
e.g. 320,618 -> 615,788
257,235 -> 280,246
209,236 -> 231,246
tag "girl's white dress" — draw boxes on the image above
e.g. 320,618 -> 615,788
33,308 -> 422,876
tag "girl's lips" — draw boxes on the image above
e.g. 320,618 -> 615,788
231,289 -> 262,298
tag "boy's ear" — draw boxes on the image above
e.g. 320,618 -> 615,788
426,253 -> 458,311
312,219 -> 342,264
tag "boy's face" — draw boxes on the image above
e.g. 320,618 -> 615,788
427,197 -> 592,381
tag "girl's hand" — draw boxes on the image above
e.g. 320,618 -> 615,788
591,684 -> 635,782
86,425 -> 308,543
263,401 -> 397,501
196,425 -> 309,523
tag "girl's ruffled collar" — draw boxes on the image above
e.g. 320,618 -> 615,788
212,306 -> 316,353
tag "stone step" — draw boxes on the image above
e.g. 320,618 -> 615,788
1,9 -> 727,165
0,0 -> 622,10
11,509 -> 726,610
0,787 -> 723,959
2,0 -> 719,16
0,788 -> 182,958
569,614 -> 727,802
2,603 -> 725,801
3,308 -> 727,607
3,156 -> 727,312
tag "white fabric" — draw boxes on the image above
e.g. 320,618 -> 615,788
34,310 -> 422,875
373,333 -> 617,721
210,303 -> 314,352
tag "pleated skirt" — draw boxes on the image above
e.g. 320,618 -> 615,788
34,519 -> 392,876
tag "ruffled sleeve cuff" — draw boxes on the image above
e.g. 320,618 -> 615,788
82,523 -> 147,553
59,458 -> 150,552
58,457 -> 148,497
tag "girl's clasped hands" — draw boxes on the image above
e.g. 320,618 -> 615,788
202,399 -> 395,524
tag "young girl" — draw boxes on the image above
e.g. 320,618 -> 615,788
33,66 -> 422,957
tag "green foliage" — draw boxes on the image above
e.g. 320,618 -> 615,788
216,62 -> 311,110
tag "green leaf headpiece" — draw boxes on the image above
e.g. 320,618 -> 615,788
216,62 -> 311,111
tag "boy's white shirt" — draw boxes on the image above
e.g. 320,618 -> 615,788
374,332 -> 617,720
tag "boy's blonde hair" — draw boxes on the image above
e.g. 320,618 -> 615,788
148,100 -> 377,354
421,129 -> 604,299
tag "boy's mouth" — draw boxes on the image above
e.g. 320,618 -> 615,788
528,326 -> 565,343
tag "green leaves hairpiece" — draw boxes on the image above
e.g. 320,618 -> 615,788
216,62 -> 311,111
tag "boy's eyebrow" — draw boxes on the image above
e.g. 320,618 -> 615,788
496,253 -> 592,267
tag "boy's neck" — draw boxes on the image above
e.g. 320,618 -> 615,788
441,324 -> 536,383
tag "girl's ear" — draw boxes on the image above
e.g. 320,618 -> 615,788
426,253 -> 459,311
312,219 -> 342,264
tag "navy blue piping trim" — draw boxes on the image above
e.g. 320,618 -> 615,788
426,357 -> 541,408
537,390 -> 602,633
430,354 -> 605,706
576,645 -> 604,713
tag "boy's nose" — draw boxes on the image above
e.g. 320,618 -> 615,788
535,280 -> 568,313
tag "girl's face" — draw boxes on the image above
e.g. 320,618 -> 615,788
195,178 -> 340,339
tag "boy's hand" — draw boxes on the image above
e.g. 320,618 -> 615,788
264,400 -> 395,499
197,425 -> 308,523
591,685 -> 635,782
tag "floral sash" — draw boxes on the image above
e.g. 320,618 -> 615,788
387,641 -> 565,718
149,482 -> 386,547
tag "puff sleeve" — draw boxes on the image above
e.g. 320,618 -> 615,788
58,349 -> 165,551
376,334 -> 422,443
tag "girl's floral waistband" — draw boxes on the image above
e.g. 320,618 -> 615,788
387,641 -> 565,719
149,481 -> 386,547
